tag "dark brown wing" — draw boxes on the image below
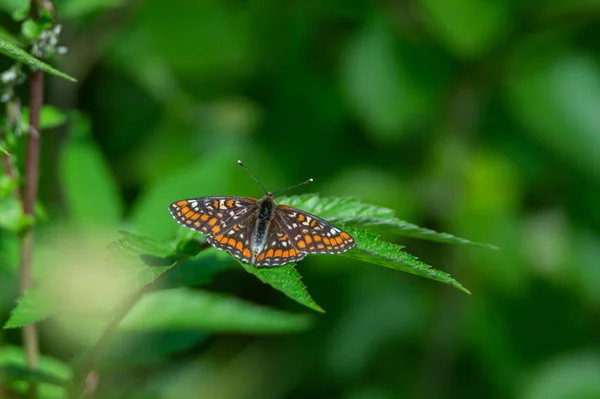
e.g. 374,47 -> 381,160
252,204 -> 355,266
169,196 -> 257,263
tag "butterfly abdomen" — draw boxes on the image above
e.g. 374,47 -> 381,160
251,196 -> 277,261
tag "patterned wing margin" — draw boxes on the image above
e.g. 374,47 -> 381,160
253,220 -> 308,266
169,196 -> 257,263
275,204 -> 355,255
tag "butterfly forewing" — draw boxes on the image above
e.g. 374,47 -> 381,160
169,196 -> 257,263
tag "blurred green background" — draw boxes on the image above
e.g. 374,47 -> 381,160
2,0 -> 600,398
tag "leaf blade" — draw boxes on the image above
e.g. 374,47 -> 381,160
240,262 -> 325,313
342,227 -> 471,294
279,194 -> 496,249
0,37 -> 76,81
120,288 -> 313,334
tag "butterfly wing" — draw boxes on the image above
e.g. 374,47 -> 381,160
252,204 -> 355,266
253,218 -> 308,266
169,196 -> 257,263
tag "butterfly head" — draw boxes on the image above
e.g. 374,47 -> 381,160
238,160 -> 313,198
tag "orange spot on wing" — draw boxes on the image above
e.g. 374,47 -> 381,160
228,238 -> 236,246
289,249 -> 297,256
304,235 -> 313,244
340,232 -> 350,239
236,241 -> 243,251
201,214 -> 209,221
215,235 -> 224,242
297,214 -> 305,222
323,237 -> 331,245
297,241 -> 306,249
282,250 -> 289,258
243,248 -> 251,258
317,244 -> 324,249
274,249 -> 283,257
310,220 -> 317,227
226,199 -> 234,208
309,246 -> 316,251
181,207 -> 190,214
266,249 -> 274,258
233,225 -> 240,231
213,200 -> 219,208
326,246 -> 332,251
313,235 -> 321,242
279,234 -> 288,241
186,220 -> 191,224
256,252 -> 265,261
177,200 -> 188,206
208,218 -> 218,226
211,225 -> 221,233
185,211 -> 195,218
191,213 -> 201,220
194,221 -> 201,227
334,236 -> 343,245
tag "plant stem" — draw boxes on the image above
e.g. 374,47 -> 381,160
18,1 -> 47,396
20,68 -> 44,399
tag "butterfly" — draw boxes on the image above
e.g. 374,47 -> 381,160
169,160 -> 356,267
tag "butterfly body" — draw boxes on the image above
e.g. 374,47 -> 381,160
169,192 -> 355,267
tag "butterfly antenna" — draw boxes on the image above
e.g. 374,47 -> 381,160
272,177 -> 314,196
238,160 -> 268,194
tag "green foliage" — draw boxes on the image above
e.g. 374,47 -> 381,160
120,288 -> 312,334
0,345 -> 71,399
4,289 -> 50,328
0,195 -> 33,232
59,119 -> 124,228
520,352 -> 600,399
279,195 -> 498,248
240,262 -> 325,313
342,227 -> 470,294
341,17 -> 429,142
419,0 -> 509,57
0,36 -> 75,81
21,105 -> 67,130
21,17 -> 51,41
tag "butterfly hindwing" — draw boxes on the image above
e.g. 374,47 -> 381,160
253,219 -> 308,266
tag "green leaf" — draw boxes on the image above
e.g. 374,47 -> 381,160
340,17 -> 427,143
21,18 -> 42,41
279,194 -> 496,248
120,288 -> 313,334
507,52 -> 600,182
419,0 -> 509,57
0,345 -> 71,399
59,131 -> 124,228
0,195 -> 33,232
342,227 -> 471,294
0,36 -> 76,81
520,352 -> 600,399
5,232 -> 179,329
0,174 -> 18,197
60,0 -> 126,19
21,105 -> 67,130
4,289 -> 52,328
240,262 -> 325,313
